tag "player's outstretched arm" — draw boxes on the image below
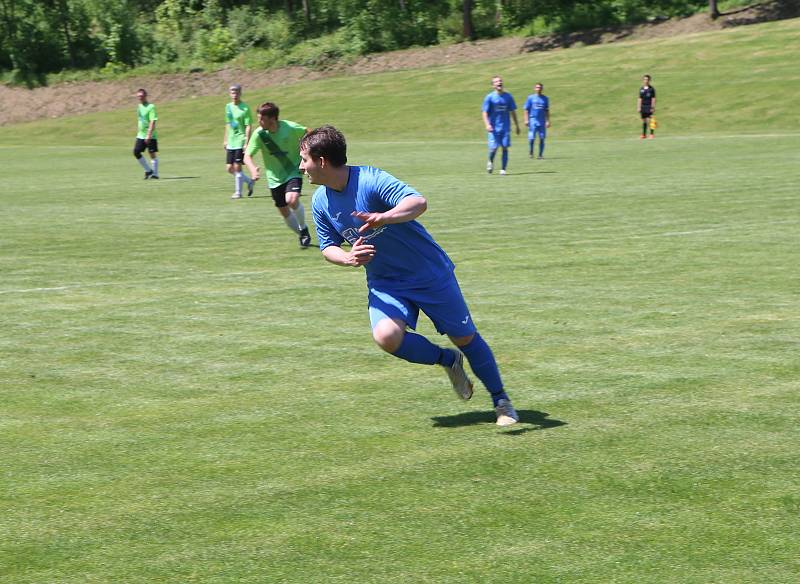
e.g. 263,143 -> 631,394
322,238 -> 376,267
352,196 -> 427,234
243,153 -> 260,180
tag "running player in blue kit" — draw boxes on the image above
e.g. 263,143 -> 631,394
300,125 -> 519,426
481,75 -> 520,175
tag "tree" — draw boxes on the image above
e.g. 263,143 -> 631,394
709,0 -> 720,19
463,0 -> 475,40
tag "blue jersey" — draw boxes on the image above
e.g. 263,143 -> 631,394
311,166 -> 455,290
482,91 -> 517,133
524,94 -> 549,126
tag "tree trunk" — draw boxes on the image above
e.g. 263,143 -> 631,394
463,0 -> 475,41
57,0 -> 76,68
301,0 -> 310,22
709,0 -> 721,19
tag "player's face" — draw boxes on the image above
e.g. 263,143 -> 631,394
642,76 -> 650,86
137,91 -> 147,103
299,148 -> 320,184
535,84 -> 543,94
492,77 -> 503,92
229,89 -> 240,102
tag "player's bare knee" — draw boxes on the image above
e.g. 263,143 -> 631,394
449,333 -> 475,347
372,320 -> 404,353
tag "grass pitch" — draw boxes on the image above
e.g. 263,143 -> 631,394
2,133 -> 798,583
2,18 -> 800,584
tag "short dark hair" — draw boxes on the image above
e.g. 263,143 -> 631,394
300,125 -> 347,167
137,88 -> 147,95
258,102 -> 279,119
643,74 -> 651,80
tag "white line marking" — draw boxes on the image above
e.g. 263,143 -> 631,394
0,270 -> 279,295
1,133 -> 799,150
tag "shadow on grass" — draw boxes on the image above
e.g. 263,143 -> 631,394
157,176 -> 200,180
431,409 -> 566,435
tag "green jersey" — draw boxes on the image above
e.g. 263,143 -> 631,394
225,101 -> 253,150
245,120 -> 307,188
137,102 -> 158,139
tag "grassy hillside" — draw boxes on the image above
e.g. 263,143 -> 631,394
1,17 -> 799,145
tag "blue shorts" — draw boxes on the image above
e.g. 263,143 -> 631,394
528,125 -> 546,140
487,131 -> 510,150
368,273 -> 477,337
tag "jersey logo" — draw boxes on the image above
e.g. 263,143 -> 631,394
333,211 -> 342,221
226,104 -> 239,129
461,315 -> 471,324
342,225 -> 387,244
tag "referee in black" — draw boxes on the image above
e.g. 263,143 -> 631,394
638,74 -> 656,139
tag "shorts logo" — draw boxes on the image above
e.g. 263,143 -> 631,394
461,315 -> 470,324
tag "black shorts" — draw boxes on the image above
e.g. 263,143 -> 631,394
226,148 -> 245,164
270,178 -> 302,208
133,138 -> 158,156
640,109 -> 653,119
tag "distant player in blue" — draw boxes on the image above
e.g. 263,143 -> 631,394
523,83 -> 551,159
301,125 -> 519,426
481,75 -> 519,175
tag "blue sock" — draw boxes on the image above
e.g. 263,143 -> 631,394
539,139 -> 545,157
392,332 -> 451,366
501,149 -> 509,170
489,148 -> 497,162
459,333 -> 508,406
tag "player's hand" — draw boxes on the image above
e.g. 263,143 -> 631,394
352,211 -> 386,234
546,121 -> 551,128
348,237 -> 376,266
251,167 -> 261,181
485,124 -> 494,133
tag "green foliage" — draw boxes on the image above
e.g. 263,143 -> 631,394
261,12 -> 295,50
227,5 -> 270,49
0,0 -> 757,85
195,26 -> 237,62
241,29 -> 360,71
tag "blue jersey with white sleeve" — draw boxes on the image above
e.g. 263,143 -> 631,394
524,94 -> 549,126
482,92 -> 517,133
312,166 -> 455,290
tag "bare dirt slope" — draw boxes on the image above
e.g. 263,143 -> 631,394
1,2 -> 797,126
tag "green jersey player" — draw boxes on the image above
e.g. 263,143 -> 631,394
224,84 -> 256,199
133,88 -> 159,179
244,102 -> 312,248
